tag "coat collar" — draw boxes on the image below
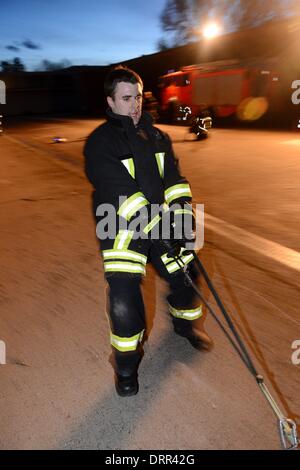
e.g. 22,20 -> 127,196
106,108 -> 153,131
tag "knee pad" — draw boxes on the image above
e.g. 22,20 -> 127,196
107,277 -> 145,337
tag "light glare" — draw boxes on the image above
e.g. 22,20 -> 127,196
203,22 -> 221,39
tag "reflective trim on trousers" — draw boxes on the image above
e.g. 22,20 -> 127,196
110,330 -> 144,352
103,249 -> 147,265
168,304 -> 203,320
103,261 -> 146,275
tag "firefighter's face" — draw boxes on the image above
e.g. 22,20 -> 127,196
107,81 -> 143,126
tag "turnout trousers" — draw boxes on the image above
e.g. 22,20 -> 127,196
104,240 -> 202,377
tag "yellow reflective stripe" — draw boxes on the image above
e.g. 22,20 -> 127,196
163,202 -> 169,212
161,252 -> 194,273
174,209 -> 193,216
110,330 -> 144,352
118,192 -> 149,221
104,261 -> 146,274
161,252 -> 172,265
161,247 -> 189,265
167,253 -> 194,273
165,184 -> 192,204
143,214 -> 161,234
121,158 -> 135,179
168,304 -> 203,320
113,230 -> 134,250
103,250 -> 147,265
155,152 -> 165,178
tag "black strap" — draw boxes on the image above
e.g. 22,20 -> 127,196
173,251 -> 260,381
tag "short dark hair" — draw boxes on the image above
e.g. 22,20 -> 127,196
104,65 -> 143,98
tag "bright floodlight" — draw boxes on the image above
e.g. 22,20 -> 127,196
203,22 -> 221,39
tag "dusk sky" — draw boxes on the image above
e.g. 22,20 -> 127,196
0,0 -> 165,70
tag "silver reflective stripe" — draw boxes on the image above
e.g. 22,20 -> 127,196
166,253 -> 194,273
118,192 -> 149,220
155,152 -> 165,178
113,230 -> 134,250
104,261 -> 146,274
121,158 -> 135,179
110,330 -> 144,352
168,304 -> 203,320
161,246 -> 190,264
103,250 -> 147,264
161,250 -> 194,274
165,184 -> 192,204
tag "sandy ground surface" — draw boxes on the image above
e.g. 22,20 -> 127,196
0,120 -> 299,450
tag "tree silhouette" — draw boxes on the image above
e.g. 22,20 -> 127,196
158,0 -> 299,49
36,59 -> 72,71
0,57 -> 26,72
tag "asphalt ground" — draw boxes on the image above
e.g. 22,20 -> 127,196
0,117 -> 299,449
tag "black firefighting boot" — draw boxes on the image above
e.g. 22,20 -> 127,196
172,318 -> 213,351
115,373 -> 138,397
114,348 -> 142,397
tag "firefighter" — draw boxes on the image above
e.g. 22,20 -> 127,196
84,66 -> 212,397
143,90 -> 159,122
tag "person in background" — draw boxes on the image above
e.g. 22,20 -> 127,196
143,90 -> 159,122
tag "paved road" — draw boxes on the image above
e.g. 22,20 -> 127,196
6,116 -> 300,250
0,117 -> 299,450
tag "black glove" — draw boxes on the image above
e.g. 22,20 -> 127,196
157,206 -> 192,258
154,202 -> 195,258
159,238 -> 182,258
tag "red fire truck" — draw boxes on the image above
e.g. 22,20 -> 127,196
158,60 -> 282,123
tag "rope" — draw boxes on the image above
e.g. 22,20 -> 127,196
170,250 -> 299,449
